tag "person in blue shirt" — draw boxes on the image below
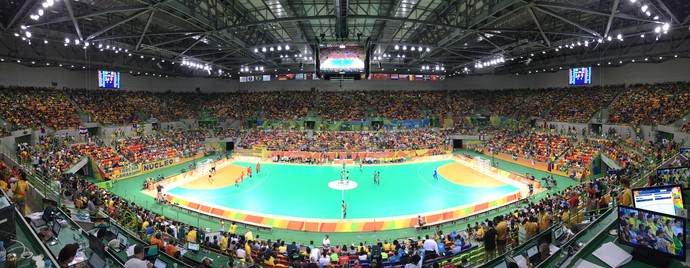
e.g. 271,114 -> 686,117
433,169 -> 439,181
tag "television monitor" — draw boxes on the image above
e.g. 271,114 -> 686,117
188,242 -> 200,252
117,233 -> 129,248
526,244 -> 540,264
632,185 -> 684,216
153,258 -> 167,268
68,250 -> 88,267
88,252 -> 106,268
88,234 -> 106,257
568,67 -> 592,85
617,206 -> 685,260
318,44 -> 366,73
553,226 -> 564,241
91,217 -> 110,229
492,261 -> 508,268
52,221 -> 62,237
98,70 -> 121,89
656,168 -> 690,186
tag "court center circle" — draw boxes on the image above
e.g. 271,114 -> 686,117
328,180 -> 359,190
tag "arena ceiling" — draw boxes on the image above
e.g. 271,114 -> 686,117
0,0 -> 688,77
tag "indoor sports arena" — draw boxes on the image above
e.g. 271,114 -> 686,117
0,0 -> 689,268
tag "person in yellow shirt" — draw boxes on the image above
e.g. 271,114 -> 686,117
263,255 -> 275,266
383,241 -> 391,252
244,228 -> 253,241
619,179 -> 633,206
0,179 -> 8,192
495,216 -> 508,255
524,218 -> 538,240
187,227 -> 197,243
539,211 -> 551,232
476,224 -> 486,241
220,233 -> 229,251
229,222 -> 237,234
244,240 -> 252,257
11,177 -> 29,215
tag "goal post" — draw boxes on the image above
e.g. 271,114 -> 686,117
473,156 -> 491,174
196,159 -> 214,176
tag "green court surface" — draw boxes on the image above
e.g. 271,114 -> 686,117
108,150 -> 580,245
168,160 -> 520,220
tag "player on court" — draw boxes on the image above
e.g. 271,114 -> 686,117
433,169 -> 439,181
342,200 -> 347,219
256,163 -> 261,174
346,171 -> 350,185
359,162 -> 363,172
208,172 -> 213,183
247,166 -> 253,178
235,177 -> 240,188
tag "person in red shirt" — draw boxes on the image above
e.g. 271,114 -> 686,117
256,163 -> 261,174
442,259 -> 454,268
338,254 -> 349,266
247,166 -> 253,178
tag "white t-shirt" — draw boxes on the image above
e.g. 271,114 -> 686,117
124,258 -> 149,268
236,248 -> 246,259
310,248 -> 321,262
322,238 -> 331,248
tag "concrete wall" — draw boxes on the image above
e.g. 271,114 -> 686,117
538,121 -> 590,134
444,58 -> 690,90
0,62 -> 447,92
1,58 -> 688,92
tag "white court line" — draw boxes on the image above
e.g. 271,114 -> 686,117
173,164 -> 271,198
416,163 -> 480,197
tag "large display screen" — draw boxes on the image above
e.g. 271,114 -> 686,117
568,67 -> 591,85
319,44 -> 366,73
98,70 -> 121,89
656,168 -> 690,186
632,185 -> 684,216
618,206 -> 685,260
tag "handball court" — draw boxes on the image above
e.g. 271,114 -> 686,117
149,156 -> 526,232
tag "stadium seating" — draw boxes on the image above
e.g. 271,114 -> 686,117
608,81 -> 690,125
0,87 -> 80,130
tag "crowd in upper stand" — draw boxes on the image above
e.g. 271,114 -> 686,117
548,85 -> 622,123
487,130 -> 571,163
0,87 -> 81,130
0,82 -> 688,133
114,128 -> 205,163
240,129 -> 450,152
608,81 -> 690,126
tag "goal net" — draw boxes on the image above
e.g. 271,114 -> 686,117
473,156 -> 491,174
196,159 -> 214,176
